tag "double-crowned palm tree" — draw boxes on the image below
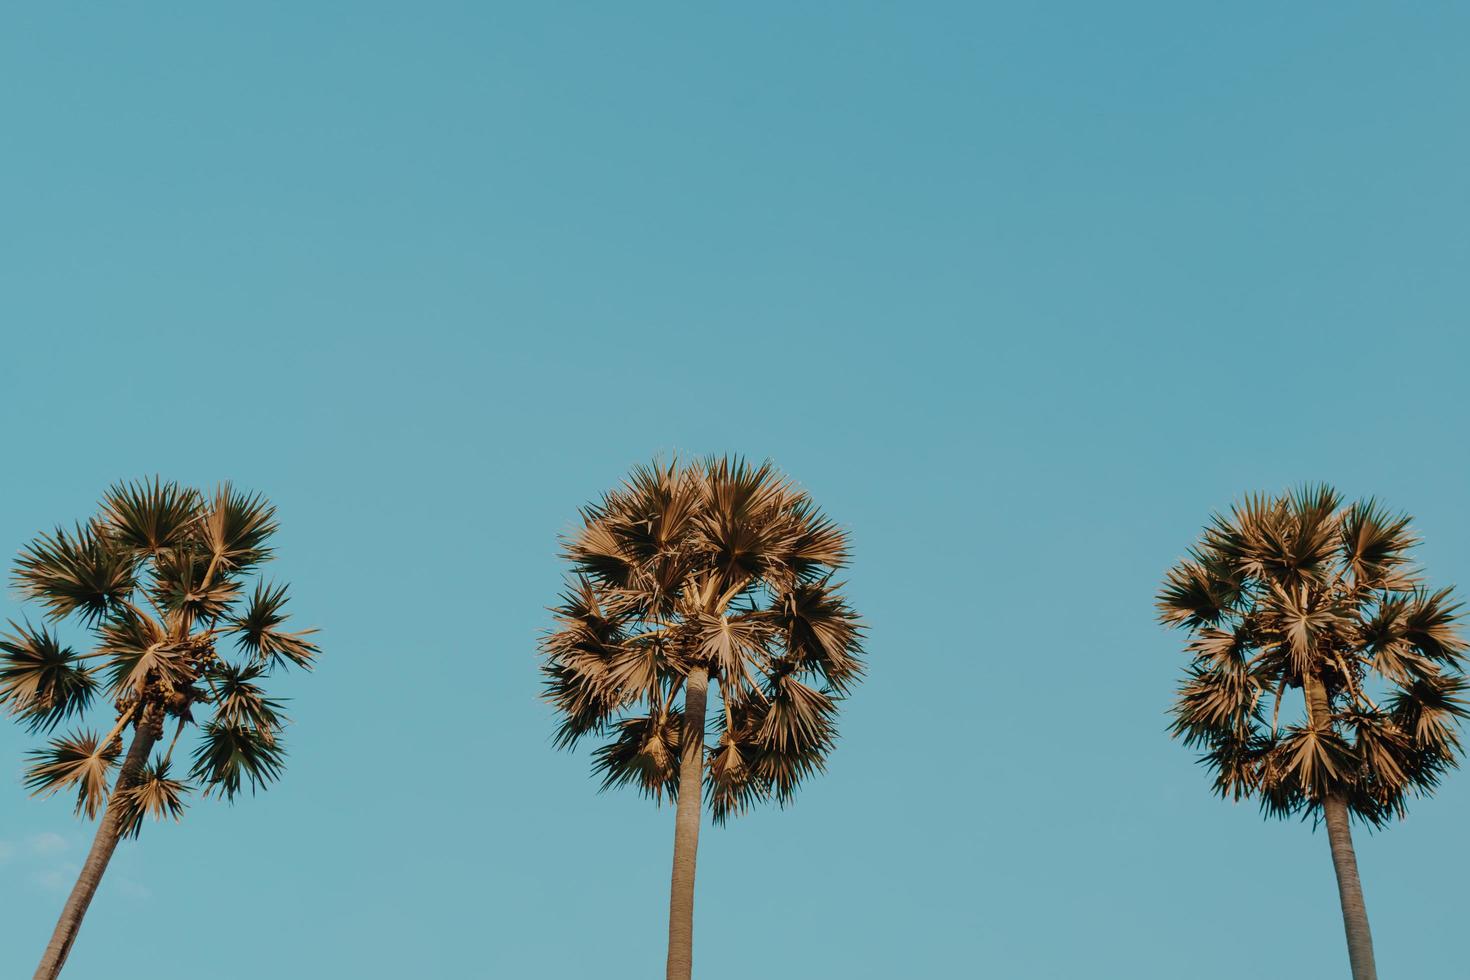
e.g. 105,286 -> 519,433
0,479 -> 319,979
1158,486 -> 1467,980
540,458 -> 864,980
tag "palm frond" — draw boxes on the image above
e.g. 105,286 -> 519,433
565,519 -> 638,588
541,580 -> 632,747
1360,595 -> 1439,685
1339,499 -> 1418,590
1388,674 -> 1468,755
754,673 -> 835,754
199,485 -> 277,574
1198,732 -> 1267,802
1340,710 -> 1412,802
706,733 -> 767,824
207,662 -> 288,732
693,457 -> 794,590
1265,583 -> 1352,678
1170,664 -> 1263,747
100,478 -> 202,556
147,549 -> 242,624
779,495 -> 850,576
224,581 -> 318,670
1402,588 -> 1467,665
25,730 -> 122,818
749,672 -> 836,803
769,581 -> 865,693
543,660 -> 619,749
1274,724 -> 1354,802
0,621 -> 97,732
1157,557 -> 1240,628
590,712 -> 683,802
190,720 -> 286,800
99,612 -> 192,697
13,523 -> 137,623
1203,492 -> 1283,581
115,759 -> 190,838
696,612 -> 771,690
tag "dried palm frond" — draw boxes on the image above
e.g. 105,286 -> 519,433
25,730 -> 123,818
115,760 -> 191,837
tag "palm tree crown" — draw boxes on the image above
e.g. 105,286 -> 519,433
1,479 -> 318,834
1157,486 -> 1468,825
541,458 -> 864,822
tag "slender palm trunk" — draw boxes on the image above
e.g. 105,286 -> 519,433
666,666 -> 709,980
34,705 -> 160,980
1323,794 -> 1377,980
1304,673 -> 1377,980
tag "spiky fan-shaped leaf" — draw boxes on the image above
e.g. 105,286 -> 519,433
99,612 -> 192,698
100,478 -> 202,555
200,485 -> 277,574
148,549 -> 242,624
591,712 -> 683,802
115,759 -> 190,838
13,524 -> 136,623
208,662 -> 288,733
0,621 -> 97,732
190,721 -> 286,800
768,580 -> 865,693
225,581 -> 319,670
25,730 -> 122,818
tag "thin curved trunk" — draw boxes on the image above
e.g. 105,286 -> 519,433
1304,673 -> 1377,980
1323,794 -> 1377,980
666,666 -> 708,980
34,705 -> 160,980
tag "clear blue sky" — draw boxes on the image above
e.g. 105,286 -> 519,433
2,4 -> 1467,978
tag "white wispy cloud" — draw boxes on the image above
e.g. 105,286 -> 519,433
112,877 -> 153,900
30,862 -> 80,894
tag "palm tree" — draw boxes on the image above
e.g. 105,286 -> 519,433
0,479 -> 320,979
1158,486 -> 1467,980
540,458 -> 864,980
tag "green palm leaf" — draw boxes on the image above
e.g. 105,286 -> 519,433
147,548 -> 242,623
224,581 -> 319,670
190,720 -> 286,800
100,478 -> 202,556
207,662 -> 289,732
13,523 -> 136,623
0,621 -> 98,733
199,484 -> 277,573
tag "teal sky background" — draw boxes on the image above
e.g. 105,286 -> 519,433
2,4 -> 1468,977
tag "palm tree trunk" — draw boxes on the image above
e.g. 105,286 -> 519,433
666,666 -> 709,980
1303,673 -> 1377,980
34,705 -> 160,980
1323,793 -> 1377,980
